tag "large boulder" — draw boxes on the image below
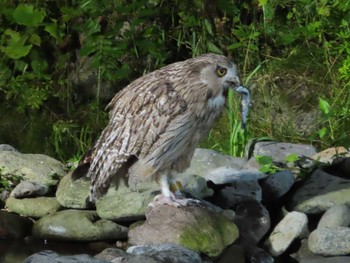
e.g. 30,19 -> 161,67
128,205 -> 239,257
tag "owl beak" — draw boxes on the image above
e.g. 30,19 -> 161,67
234,86 -> 251,129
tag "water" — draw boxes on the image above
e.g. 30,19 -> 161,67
0,239 -> 111,263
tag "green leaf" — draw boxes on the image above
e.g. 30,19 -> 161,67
319,97 -> 331,115
45,23 -> 59,39
255,155 -> 273,166
13,4 -> 45,27
1,44 -> 32,59
29,34 -> 41,46
285,153 -> 299,163
207,42 -> 223,54
318,127 -> 327,138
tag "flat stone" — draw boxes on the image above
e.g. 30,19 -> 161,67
252,141 -> 317,164
95,248 -> 159,263
260,170 -> 295,202
318,204 -> 350,228
289,169 -> 350,214
23,250 -> 109,263
6,196 -> 61,218
128,205 -> 238,257
10,181 -> 51,198
308,227 -> 350,256
32,209 -> 128,241
265,211 -> 308,256
0,151 -> 66,186
311,147 -> 349,164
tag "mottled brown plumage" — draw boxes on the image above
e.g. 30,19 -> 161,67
74,53 -> 243,206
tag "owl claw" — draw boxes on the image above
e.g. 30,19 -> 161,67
148,194 -> 202,208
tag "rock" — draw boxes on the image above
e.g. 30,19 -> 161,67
0,144 -> 18,152
56,173 -> 91,209
10,181 -> 51,198
308,226 -> 350,256
32,209 -> 128,241
289,169 -> 350,213
260,170 -> 295,202
311,147 -> 349,164
265,211 -> 308,256
245,246 -> 274,263
318,204 -> 350,228
127,243 -> 202,263
251,141 -> 317,164
0,151 -> 66,186
96,182 -> 157,221
178,148 -> 265,185
128,205 -> 238,257
216,244 -> 245,263
179,174 -> 214,199
234,200 -> 270,246
95,247 -> 159,263
0,210 -> 33,238
23,250 -> 110,263
214,180 -> 262,208
293,239 -> 350,263
6,196 -> 61,218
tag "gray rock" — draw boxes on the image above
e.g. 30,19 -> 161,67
318,205 -> 350,228
215,180 -> 262,208
10,181 -> 50,198
95,248 -> 159,263
56,173 -> 90,209
0,210 -> 33,238
293,239 -> 350,263
311,147 -> 350,164
265,211 -> 308,256
289,169 -> 350,214
128,205 -> 239,257
6,196 -> 61,218
179,148 -> 265,185
0,151 -> 66,186
245,246 -> 274,263
24,250 -> 109,263
0,144 -> 18,152
127,243 -> 202,263
260,170 -> 295,202
308,226 -> 350,256
234,200 -> 271,246
32,209 -> 128,241
252,141 -> 317,164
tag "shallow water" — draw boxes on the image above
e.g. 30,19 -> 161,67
0,239 -> 109,263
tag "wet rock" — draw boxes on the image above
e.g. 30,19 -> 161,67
56,173 -> 91,209
265,211 -> 308,256
127,243 -> 202,263
289,169 -> 350,214
6,196 -> 61,218
32,209 -> 128,241
234,200 -> 270,246
245,246 -> 274,263
95,247 -> 159,263
318,204 -> 350,228
128,205 -> 238,257
308,226 -> 350,256
0,210 -> 33,238
260,170 -> 295,202
251,141 -> 317,164
23,250 -> 109,263
0,151 -> 66,186
214,180 -> 262,208
10,181 -> 51,198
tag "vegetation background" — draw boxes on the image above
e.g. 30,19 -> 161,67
0,0 -> 349,162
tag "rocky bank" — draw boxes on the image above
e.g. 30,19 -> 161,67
0,142 -> 350,263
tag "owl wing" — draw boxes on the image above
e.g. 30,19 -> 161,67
87,75 -> 190,199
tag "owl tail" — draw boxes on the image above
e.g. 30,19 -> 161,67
71,149 -> 92,180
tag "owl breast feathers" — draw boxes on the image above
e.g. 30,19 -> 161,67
73,53 -> 242,201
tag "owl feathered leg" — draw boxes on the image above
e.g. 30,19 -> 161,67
149,172 -> 201,208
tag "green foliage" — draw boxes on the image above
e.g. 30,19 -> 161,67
0,166 -> 23,192
256,153 -> 300,174
0,0 -> 349,161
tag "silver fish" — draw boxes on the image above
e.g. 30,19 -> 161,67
235,86 -> 251,129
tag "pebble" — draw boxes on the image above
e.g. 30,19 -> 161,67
318,204 -> 350,228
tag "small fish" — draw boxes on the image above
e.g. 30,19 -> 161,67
235,86 -> 251,129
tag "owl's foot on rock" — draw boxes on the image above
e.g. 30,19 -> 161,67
148,193 -> 202,208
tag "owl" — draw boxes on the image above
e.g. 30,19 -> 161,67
73,53 -> 250,207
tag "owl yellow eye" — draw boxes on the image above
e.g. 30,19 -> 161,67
216,67 -> 227,77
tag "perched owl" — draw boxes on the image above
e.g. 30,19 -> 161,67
73,53 -> 250,207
